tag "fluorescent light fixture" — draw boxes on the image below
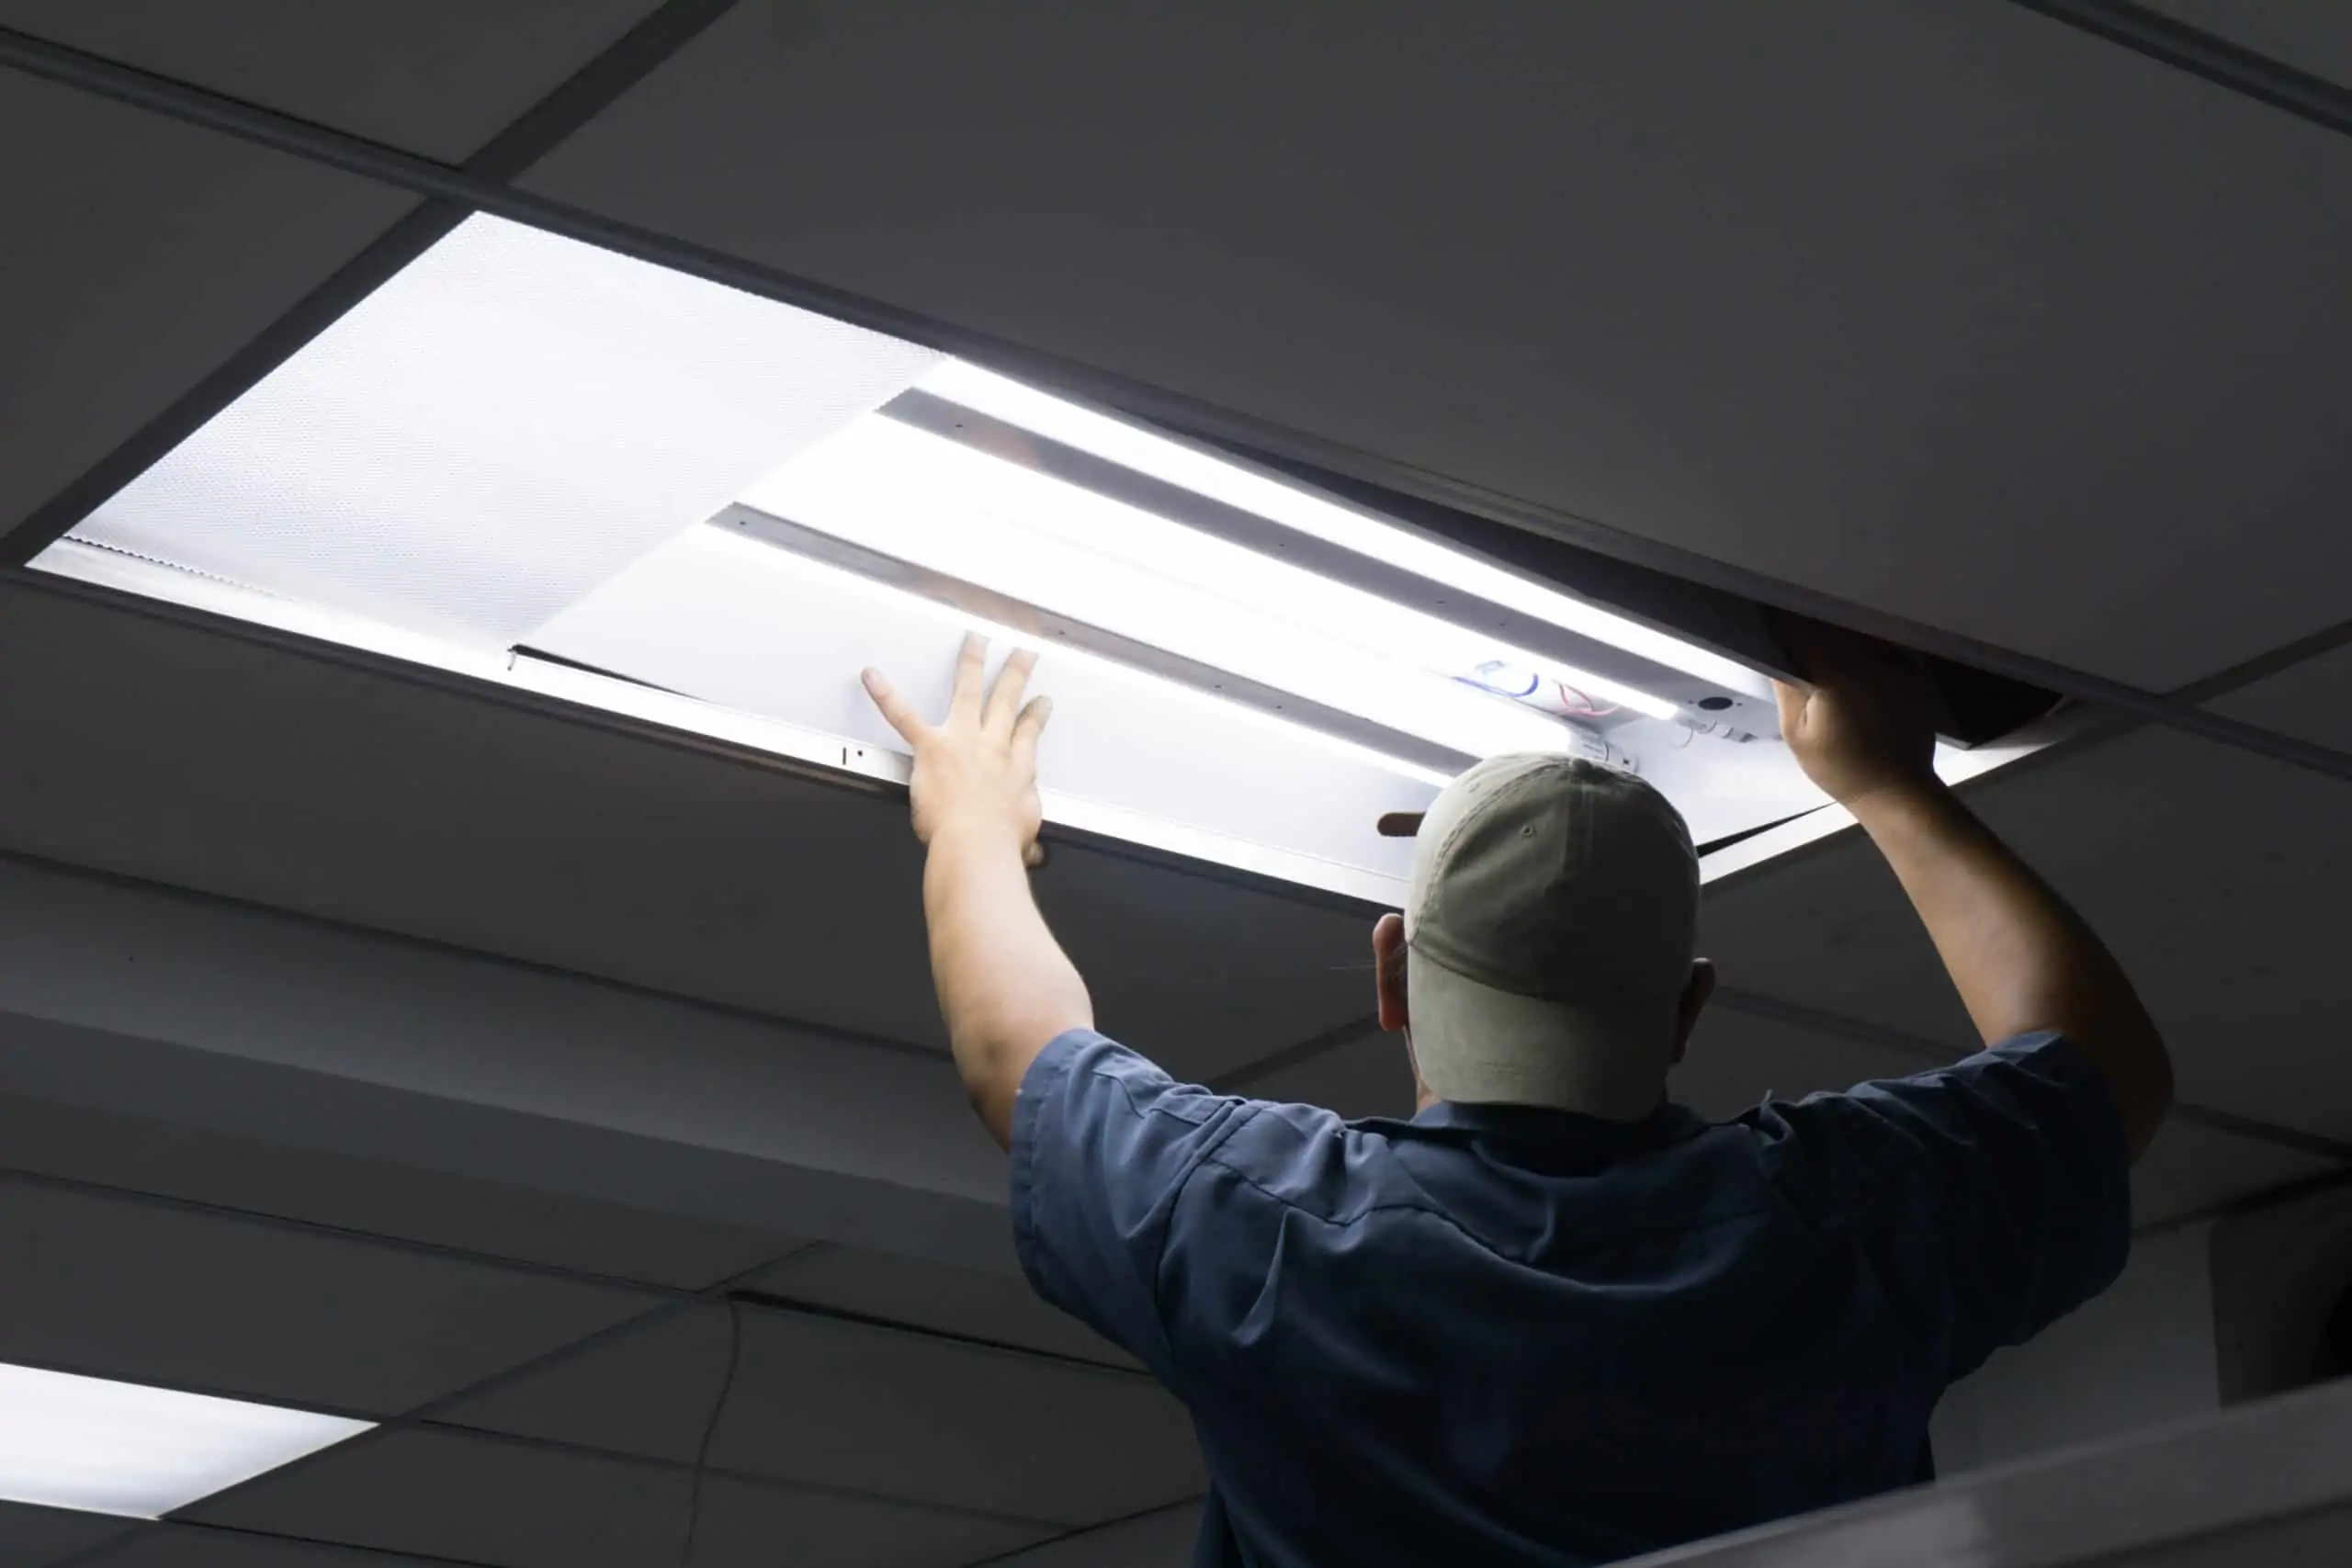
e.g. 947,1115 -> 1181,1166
0,1361 -> 370,1518
917,360 -> 1773,701
31,215 -> 2044,899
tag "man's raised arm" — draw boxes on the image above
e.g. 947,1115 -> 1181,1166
864,636 -> 1094,1149
1774,627 -> 2175,1156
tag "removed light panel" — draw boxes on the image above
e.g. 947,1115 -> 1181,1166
741,415 -> 1674,764
917,361 -> 1772,701
0,1361 -> 371,1518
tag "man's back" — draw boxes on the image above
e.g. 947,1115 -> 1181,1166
1015,1029 -> 2132,1567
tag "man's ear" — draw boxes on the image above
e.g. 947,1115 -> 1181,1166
1373,913 -> 1409,1033
1672,958 -> 1716,1066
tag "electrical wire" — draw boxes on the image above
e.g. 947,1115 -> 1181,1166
1552,681 -> 1620,718
678,1295 -> 744,1568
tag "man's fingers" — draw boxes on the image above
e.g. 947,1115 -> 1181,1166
986,648 -> 1039,734
1011,694 -> 1054,769
861,668 -> 930,744
948,633 -> 989,724
1023,840 -> 1049,871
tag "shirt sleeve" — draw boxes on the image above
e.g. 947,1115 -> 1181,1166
1010,1030 -> 1257,1372
1769,1032 -> 2134,1383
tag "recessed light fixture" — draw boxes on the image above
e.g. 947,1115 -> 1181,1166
0,1360 -> 370,1518
33,214 -> 2030,900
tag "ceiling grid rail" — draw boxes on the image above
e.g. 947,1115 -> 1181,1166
2010,0 -> 2352,138
0,23 -> 2346,786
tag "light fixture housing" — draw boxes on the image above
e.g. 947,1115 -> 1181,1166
33,215 -> 2049,902
0,1360 -> 370,1518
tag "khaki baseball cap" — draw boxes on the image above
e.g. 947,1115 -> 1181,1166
1379,753 -> 1698,1120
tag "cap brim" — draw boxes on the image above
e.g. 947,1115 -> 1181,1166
1376,811 -> 1426,838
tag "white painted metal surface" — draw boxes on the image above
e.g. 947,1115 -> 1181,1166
1623,1376 -> 2352,1567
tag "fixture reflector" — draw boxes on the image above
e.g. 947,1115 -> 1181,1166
0,1361 -> 370,1518
72,215 -> 940,649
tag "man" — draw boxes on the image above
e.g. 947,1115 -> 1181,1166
861,625 -> 2172,1567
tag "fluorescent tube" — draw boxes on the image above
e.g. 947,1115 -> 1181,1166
742,418 -> 1674,761
918,361 -> 1771,701
0,1361 -> 370,1518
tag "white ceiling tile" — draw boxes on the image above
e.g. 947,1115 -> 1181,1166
1039,855 -> 1376,1082
87,1529 -> 441,1568
446,1303 -> 1204,1525
2129,1119 -> 2343,1230
1701,712 -> 2352,1141
981,1501 -> 1202,1568
1231,1027 -> 1412,1122
750,1247 -> 1139,1370
188,1427 -> 1049,1568
0,583 -> 1373,1080
0,1181 -> 657,1415
1673,1008 -> 1929,1122
0,1089 -> 797,1291
2211,641 -> 2352,754
2139,0 -> 2352,89
0,74 -> 409,539
0,1499 -> 123,1566
525,0 -> 2352,689
0,1 -> 663,162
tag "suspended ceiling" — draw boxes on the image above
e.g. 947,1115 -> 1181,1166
0,2 -> 2345,1564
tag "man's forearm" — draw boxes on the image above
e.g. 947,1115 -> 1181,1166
923,819 -> 1095,1147
1849,780 -> 2172,1154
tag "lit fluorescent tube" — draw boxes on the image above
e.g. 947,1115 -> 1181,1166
742,418 -> 1674,762
918,361 -> 1772,701
0,1361 -> 371,1518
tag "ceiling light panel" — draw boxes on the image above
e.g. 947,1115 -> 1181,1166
0,1361 -> 370,1519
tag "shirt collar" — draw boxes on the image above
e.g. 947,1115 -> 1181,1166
1407,1098 -> 1711,1154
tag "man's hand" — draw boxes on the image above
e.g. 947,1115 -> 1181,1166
865,635 -> 1053,868
863,635 -> 1090,1150
1772,624 -> 1939,809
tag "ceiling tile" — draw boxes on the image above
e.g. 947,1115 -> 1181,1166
2139,0 -> 2352,90
0,1 -> 663,162
0,1180 -> 657,1414
0,74 -> 408,541
1231,1028 -> 1412,1122
0,1089 -> 797,1291
1701,706 -> 2352,1142
0,1500 -> 124,1567
445,1302 -> 1204,1525
0,583 -> 1372,1078
88,1528 -> 442,1568
2211,640 -> 2352,754
525,0 -> 2352,689
187,1427 -> 1048,1568
1038,854 -> 1375,1081
981,1501 -> 1203,1568
2128,1118 -> 2342,1231
750,1246 -> 1139,1370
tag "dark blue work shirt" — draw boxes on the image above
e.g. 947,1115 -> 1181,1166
1012,1030 -> 2132,1567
